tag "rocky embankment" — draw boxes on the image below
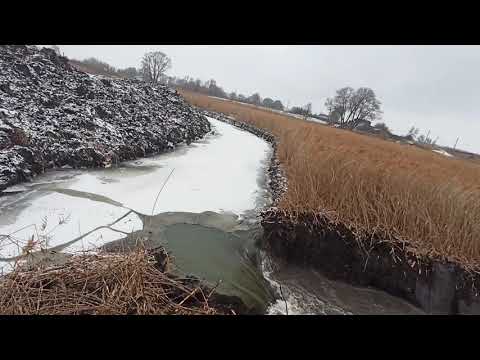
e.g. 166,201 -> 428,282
0,45 -> 211,192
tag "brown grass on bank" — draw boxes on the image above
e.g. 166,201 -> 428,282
0,248 -> 225,315
180,90 -> 480,268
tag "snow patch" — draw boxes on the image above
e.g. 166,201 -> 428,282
433,149 -> 454,157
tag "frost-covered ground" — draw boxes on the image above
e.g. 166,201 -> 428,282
0,45 -> 210,191
0,117 -> 270,267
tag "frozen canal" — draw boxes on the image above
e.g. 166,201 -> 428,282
0,117 -> 271,263
0,115 -> 423,315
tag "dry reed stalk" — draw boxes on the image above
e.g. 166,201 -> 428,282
0,247 -> 227,315
180,90 -> 480,268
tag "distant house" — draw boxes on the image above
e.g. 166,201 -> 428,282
314,113 -> 330,122
353,119 -> 372,131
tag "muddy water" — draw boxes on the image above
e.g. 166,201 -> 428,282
262,257 -> 424,315
100,211 -> 275,312
0,116 -> 423,314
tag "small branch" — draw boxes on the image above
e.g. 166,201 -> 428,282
151,168 -> 175,215
178,288 -> 199,306
278,284 -> 288,315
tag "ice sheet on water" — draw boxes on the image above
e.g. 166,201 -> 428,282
61,117 -> 270,215
0,117 -> 270,258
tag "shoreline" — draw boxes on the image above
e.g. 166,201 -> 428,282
0,114 -> 274,315
0,246 -> 246,315
197,108 -> 480,315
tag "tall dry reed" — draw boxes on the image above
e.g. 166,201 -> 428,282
181,90 -> 480,267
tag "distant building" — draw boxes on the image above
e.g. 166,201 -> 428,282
353,119 -> 372,131
315,114 -> 330,122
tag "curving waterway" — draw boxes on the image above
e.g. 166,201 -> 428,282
0,117 -> 423,314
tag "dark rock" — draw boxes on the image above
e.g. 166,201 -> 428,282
41,97 -> 61,109
75,85 -> 88,97
14,63 -> 31,77
0,82 -> 12,95
100,78 -> 112,87
94,105 -> 111,119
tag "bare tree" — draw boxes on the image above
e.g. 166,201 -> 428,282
303,103 -> 312,120
373,122 -> 390,132
141,51 -> 172,84
262,97 -> 275,108
325,87 -> 382,128
248,93 -> 262,106
406,126 -> 420,140
272,100 -> 284,111
115,67 -> 139,79
417,132 -> 437,145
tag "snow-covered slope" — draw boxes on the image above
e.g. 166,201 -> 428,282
0,45 -> 211,191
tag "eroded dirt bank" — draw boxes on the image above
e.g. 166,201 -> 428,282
261,209 -> 480,314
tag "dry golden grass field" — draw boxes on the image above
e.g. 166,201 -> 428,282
180,89 -> 480,268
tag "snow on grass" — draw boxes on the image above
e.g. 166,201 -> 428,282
0,190 -> 143,259
432,149 -> 454,157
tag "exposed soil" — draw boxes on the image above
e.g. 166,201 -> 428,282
261,209 -> 480,314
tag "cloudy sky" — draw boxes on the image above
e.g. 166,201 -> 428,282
58,45 -> 480,153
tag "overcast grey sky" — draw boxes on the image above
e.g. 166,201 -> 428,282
58,45 -> 480,154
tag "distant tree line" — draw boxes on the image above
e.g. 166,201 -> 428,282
167,76 -> 286,112
406,127 -> 438,145
69,57 -> 142,79
68,51 -> 392,131
288,103 -> 332,122
66,51 -> 320,115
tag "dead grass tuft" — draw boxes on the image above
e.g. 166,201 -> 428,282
0,247 -> 226,315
